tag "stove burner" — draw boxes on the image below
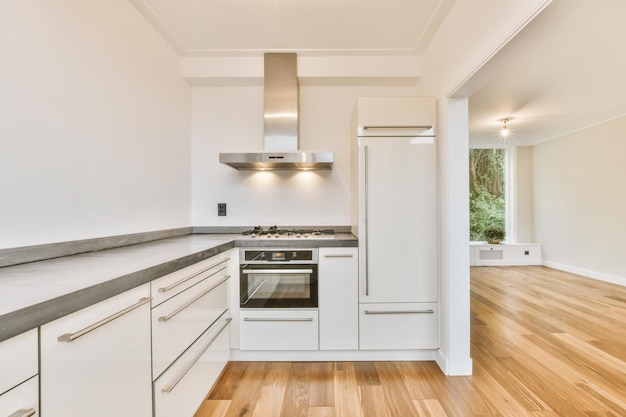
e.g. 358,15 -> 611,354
241,226 -> 335,239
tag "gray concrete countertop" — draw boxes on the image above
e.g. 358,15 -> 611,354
0,232 -> 357,342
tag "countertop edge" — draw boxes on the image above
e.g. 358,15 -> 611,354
0,241 -> 235,342
0,235 -> 357,342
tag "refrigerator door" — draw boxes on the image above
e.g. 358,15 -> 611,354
358,136 -> 437,303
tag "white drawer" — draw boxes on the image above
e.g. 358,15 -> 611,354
152,273 -> 230,379
359,303 -> 438,350
239,310 -> 319,351
0,376 -> 38,417
153,315 -> 231,417
151,255 -> 230,307
0,329 -> 38,395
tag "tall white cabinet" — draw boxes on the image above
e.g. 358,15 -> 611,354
355,96 -> 438,350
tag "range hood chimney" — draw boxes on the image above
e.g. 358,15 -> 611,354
219,53 -> 334,170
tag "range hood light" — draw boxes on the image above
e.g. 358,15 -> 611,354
219,151 -> 334,171
265,112 -> 298,119
219,53 -> 334,171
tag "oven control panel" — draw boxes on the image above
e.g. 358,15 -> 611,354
240,249 -> 318,264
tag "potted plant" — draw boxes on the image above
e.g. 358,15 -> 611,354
483,226 -> 505,244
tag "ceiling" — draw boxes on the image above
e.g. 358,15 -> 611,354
128,0 -> 452,56
468,0 -> 626,147
128,0 -> 626,148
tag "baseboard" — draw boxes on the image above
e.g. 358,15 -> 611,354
435,350 -> 448,374
543,260 -> 626,287
230,349 -> 437,362
435,350 -> 473,376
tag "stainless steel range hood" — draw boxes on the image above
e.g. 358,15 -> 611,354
219,53 -> 333,170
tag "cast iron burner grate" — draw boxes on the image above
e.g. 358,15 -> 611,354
241,226 -> 335,239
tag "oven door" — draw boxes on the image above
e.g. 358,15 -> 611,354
240,264 -> 318,308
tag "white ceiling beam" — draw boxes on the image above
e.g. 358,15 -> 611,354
181,55 -> 422,86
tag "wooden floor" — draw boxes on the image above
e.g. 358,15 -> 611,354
195,266 -> 626,417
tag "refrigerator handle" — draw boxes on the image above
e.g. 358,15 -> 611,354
364,145 -> 370,296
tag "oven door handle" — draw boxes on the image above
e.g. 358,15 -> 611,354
242,269 -> 314,274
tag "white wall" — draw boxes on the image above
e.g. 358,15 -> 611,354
415,0 -> 553,375
533,116 -> 626,286
191,85 -> 415,227
0,0 -> 191,249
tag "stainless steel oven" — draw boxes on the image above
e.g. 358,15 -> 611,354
239,248 -> 318,308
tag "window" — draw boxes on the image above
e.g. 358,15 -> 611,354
469,148 -> 506,241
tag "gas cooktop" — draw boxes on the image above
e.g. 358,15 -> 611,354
239,226 -> 335,239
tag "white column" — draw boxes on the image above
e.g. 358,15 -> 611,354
436,97 -> 472,375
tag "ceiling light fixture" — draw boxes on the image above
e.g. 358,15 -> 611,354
500,118 -> 510,138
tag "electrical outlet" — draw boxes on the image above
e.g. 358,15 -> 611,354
217,203 -> 227,216
524,250 -> 530,255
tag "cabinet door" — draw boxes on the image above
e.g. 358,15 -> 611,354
154,315 -> 231,417
357,96 -> 436,136
151,254 -> 230,307
359,303 -> 438,350
152,272 -> 229,379
358,137 -> 437,303
0,376 -> 38,417
40,284 -> 152,417
318,247 -> 358,350
239,310 -> 318,351
0,328 -> 37,395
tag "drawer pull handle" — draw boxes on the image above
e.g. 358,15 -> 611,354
161,317 -> 232,393
323,254 -> 354,258
242,269 -> 313,274
243,317 -> 314,322
158,258 -> 230,293
363,144 -> 370,297
58,297 -> 152,342
8,409 -> 36,417
363,125 -> 432,131
364,309 -> 434,315
158,276 -> 230,322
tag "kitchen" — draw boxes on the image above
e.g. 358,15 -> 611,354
1,0 -> 488,378
3,0 -> 626,416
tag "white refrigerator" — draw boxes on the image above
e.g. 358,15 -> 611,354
354,96 -> 438,350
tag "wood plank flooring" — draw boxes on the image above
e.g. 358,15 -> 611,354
195,266 -> 626,417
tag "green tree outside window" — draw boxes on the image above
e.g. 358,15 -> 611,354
469,149 -> 505,241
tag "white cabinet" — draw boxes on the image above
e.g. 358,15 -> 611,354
40,284 -> 152,417
318,247 -> 358,350
0,329 -> 38,396
359,303 -> 438,350
0,376 -> 38,417
357,96 -> 436,136
151,263 -> 230,379
357,135 -> 438,303
151,254 -> 230,307
151,251 -> 232,417
153,314 -> 231,417
0,329 -> 38,417
239,310 -> 319,351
